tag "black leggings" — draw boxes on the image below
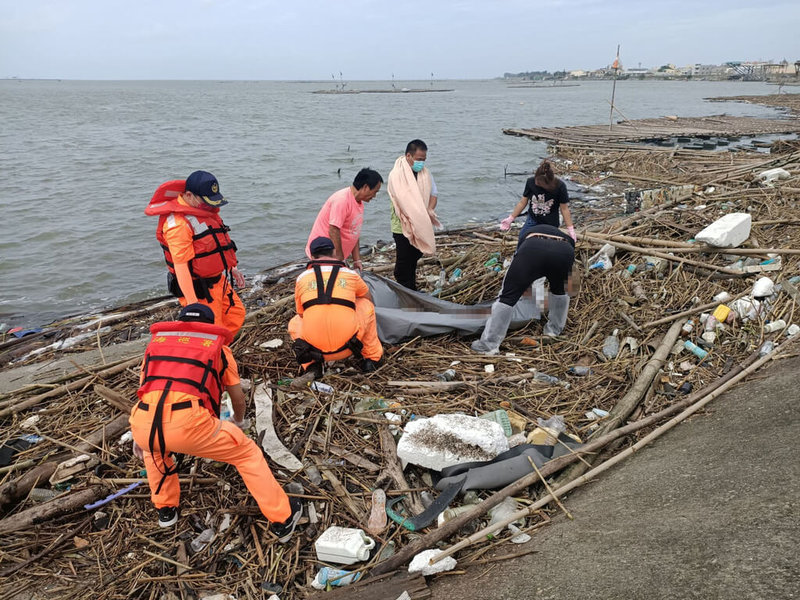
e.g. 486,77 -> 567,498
499,236 -> 574,306
393,233 -> 423,291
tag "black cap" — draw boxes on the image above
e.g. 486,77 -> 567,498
185,170 -> 227,207
309,236 -> 335,254
178,303 -> 215,324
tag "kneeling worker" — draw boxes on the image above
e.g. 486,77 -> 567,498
289,236 -> 384,376
472,224 -> 575,354
130,303 -> 302,541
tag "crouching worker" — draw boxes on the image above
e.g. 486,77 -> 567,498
472,224 -> 575,354
289,236 -> 384,377
130,303 -> 302,541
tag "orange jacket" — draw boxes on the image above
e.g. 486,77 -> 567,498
138,320 -> 234,416
294,260 -> 370,352
146,180 -> 238,278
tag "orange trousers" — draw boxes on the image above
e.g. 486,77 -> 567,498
288,297 -> 384,364
129,393 -> 291,524
179,276 -> 245,337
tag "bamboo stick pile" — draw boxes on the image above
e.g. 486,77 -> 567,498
0,126 -> 799,600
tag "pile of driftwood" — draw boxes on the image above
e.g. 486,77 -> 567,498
1,100 -> 799,600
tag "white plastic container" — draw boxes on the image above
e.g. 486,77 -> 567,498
695,213 -> 751,248
314,526 -> 375,565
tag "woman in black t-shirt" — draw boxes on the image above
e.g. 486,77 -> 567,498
500,161 -> 576,246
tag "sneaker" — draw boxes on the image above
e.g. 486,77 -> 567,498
272,497 -> 303,543
158,506 -> 178,528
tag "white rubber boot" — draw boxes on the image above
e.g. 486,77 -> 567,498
471,301 -> 515,354
543,293 -> 570,337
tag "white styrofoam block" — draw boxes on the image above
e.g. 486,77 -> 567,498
695,213 -> 751,248
408,549 -> 457,575
396,414 -> 509,471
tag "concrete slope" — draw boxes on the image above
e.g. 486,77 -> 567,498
430,356 -> 800,600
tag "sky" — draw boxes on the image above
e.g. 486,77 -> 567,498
1,0 -> 797,80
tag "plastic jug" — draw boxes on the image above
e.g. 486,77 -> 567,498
314,526 -> 375,565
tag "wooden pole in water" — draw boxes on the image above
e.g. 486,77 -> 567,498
609,44 -> 620,131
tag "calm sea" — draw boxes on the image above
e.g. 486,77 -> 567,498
0,79 -> 782,327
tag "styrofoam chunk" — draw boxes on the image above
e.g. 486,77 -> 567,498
695,213 -> 751,248
408,549 -> 457,575
396,414 -> 509,471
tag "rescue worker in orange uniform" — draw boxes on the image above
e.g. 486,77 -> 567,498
288,236 -> 384,377
130,303 -> 302,540
145,171 -> 246,336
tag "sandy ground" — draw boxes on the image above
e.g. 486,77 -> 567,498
429,355 -> 800,600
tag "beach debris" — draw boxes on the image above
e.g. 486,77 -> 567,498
253,382 -> 302,471
397,414 -> 509,471
258,338 -> 284,349
695,212 -> 751,248
314,526 -> 375,565
757,167 -> 790,186
408,549 -> 457,575
311,567 -> 362,589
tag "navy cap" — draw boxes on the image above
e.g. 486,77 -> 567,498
178,303 -> 215,324
309,236 -> 335,254
185,170 -> 227,207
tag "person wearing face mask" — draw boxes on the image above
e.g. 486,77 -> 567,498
387,139 -> 441,290
306,168 -> 384,271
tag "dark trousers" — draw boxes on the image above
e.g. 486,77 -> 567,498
499,236 -> 574,306
393,233 -> 423,291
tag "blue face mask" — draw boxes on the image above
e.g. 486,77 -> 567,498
412,160 -> 425,173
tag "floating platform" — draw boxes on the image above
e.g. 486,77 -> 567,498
507,83 -> 580,88
503,115 -> 800,145
312,88 -> 454,95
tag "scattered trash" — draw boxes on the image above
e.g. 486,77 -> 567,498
568,365 -> 593,376
764,319 -> 786,333
713,291 -> 732,303
436,368 -> 457,382
787,324 -> 800,338
396,414 -> 510,471
314,526 -> 375,565
695,212 -> 751,248
757,167 -> 791,186
759,341 -> 776,357
483,364 -> 495,374
312,567 -> 363,589
584,408 -> 610,420
29,488 -> 59,502
258,338 -> 284,349
529,369 -> 570,388
479,409 -> 512,436
752,277 -> 775,299
408,549 -> 457,575
366,489 -> 387,535
519,336 -> 540,348
310,381 -> 335,394
683,340 -> 709,360
190,527 -> 216,553
602,329 -> 621,359
84,482 -> 141,510
19,415 -> 41,430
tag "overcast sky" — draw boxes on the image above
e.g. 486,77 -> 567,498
1,0 -> 797,80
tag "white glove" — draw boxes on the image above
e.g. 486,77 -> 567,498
233,417 -> 251,431
500,215 -> 514,231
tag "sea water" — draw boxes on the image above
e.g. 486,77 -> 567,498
0,79 -> 781,326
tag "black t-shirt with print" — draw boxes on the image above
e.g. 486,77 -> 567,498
522,178 -> 569,227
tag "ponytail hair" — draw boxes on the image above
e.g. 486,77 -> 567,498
534,160 -> 558,191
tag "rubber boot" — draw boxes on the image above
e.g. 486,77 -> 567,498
543,293 -> 570,337
471,301 -> 515,355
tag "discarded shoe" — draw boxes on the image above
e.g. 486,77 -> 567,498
272,496 -> 303,543
158,506 -> 178,528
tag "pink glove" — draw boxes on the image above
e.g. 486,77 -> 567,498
567,226 -> 576,241
500,215 -> 514,231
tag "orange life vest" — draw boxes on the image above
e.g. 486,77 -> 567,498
138,320 -> 233,416
146,180 -> 238,279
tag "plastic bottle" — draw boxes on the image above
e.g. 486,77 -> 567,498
219,391 -> 233,421
759,341 -> 775,356
763,319 -> 786,333
532,370 -> 571,388
567,365 -> 593,376
680,319 -> 695,337
29,488 -> 59,502
621,264 -> 636,278
787,324 -> 800,338
602,329 -> 620,359
683,340 -> 709,360
311,567 -> 362,589
479,409 -> 512,436
309,381 -> 334,394
436,368 -> 457,382
448,268 -> 463,283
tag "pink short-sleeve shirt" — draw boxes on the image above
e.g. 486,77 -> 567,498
306,187 -> 364,259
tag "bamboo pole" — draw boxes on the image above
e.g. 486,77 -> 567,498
641,291 -> 748,329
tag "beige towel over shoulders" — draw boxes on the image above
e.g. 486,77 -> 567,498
387,155 -> 436,255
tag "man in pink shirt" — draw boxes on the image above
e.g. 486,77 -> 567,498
306,169 -> 383,271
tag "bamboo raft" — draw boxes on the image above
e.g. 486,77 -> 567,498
0,95 -> 799,599
503,114 -> 800,145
